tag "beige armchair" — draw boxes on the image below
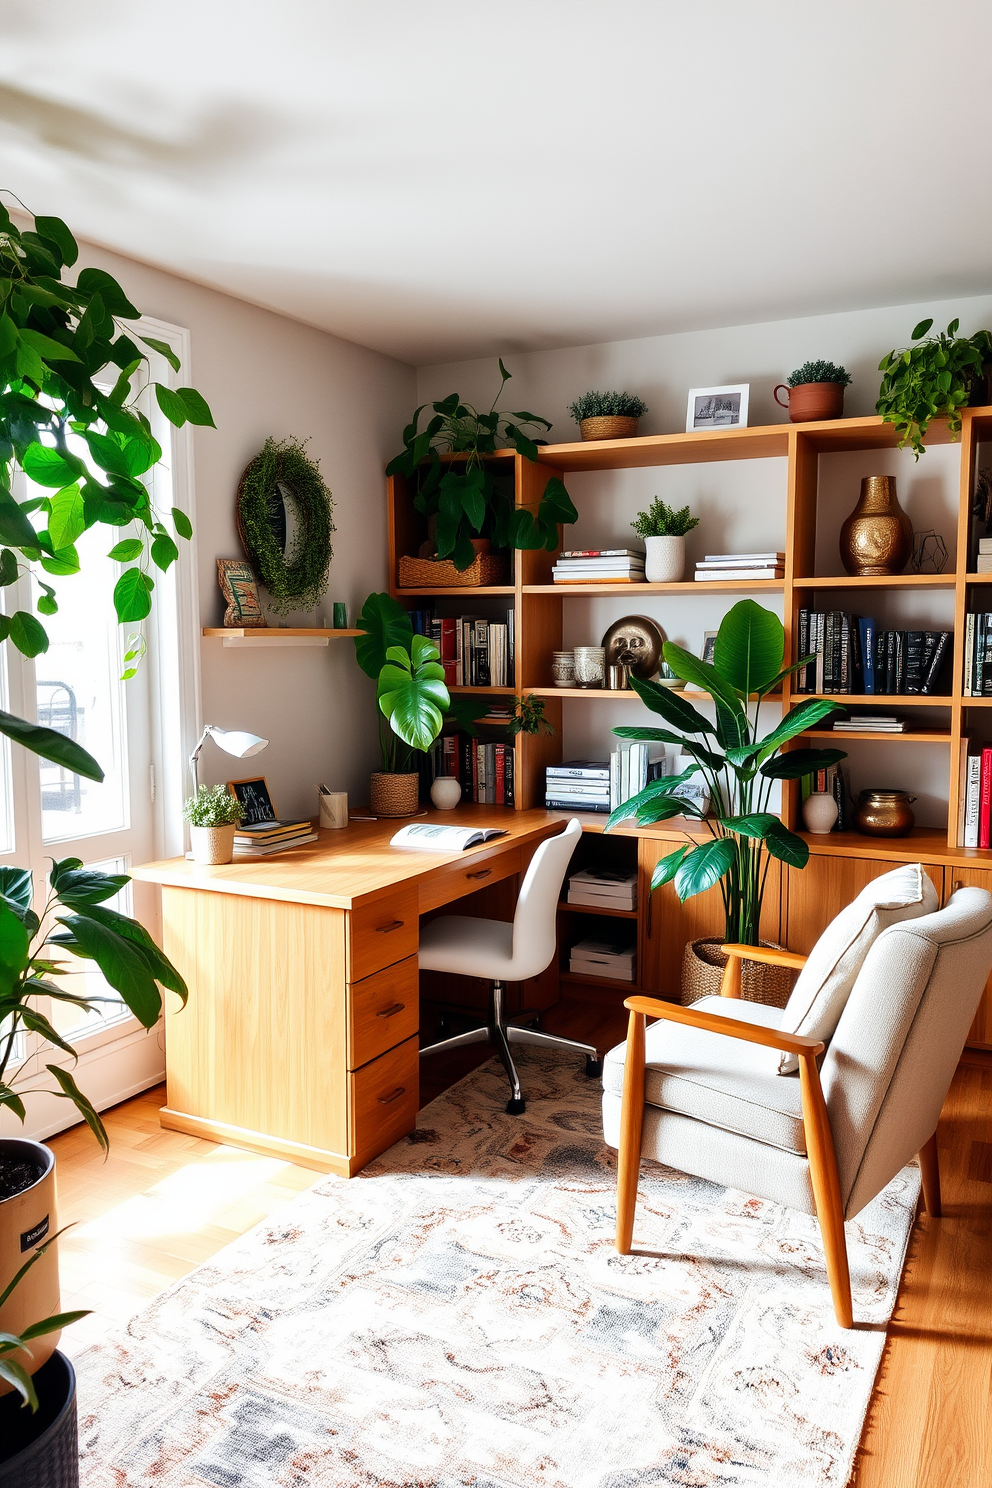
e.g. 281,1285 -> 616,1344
603,886 -> 992,1326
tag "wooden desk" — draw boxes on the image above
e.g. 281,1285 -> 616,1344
133,808 -> 564,1175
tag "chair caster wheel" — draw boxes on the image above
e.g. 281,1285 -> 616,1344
585,1055 -> 602,1078
506,1097 -> 526,1115
529,1016 -> 542,1031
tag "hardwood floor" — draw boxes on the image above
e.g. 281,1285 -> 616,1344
47,1000 -> 991,1485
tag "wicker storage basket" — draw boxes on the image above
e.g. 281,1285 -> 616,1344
579,415 -> 639,442
370,772 -> 420,818
680,937 -> 798,1009
397,553 -> 509,589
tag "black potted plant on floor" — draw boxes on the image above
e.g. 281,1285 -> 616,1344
0,200 -> 208,1482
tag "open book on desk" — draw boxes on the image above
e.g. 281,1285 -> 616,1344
390,822 -> 509,852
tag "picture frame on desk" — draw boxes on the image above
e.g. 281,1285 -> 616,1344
227,776 -> 278,825
686,384 -> 749,432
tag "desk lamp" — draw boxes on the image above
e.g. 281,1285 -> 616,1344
189,725 -> 268,792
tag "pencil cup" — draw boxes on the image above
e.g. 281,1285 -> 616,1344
319,790 -> 348,828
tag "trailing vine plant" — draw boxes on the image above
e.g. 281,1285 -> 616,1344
386,361 -> 577,572
237,436 -> 335,614
877,318 -> 992,457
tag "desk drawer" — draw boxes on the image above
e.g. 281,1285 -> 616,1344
418,845 -> 522,915
350,1034 -> 419,1158
349,886 -> 419,981
349,955 -> 419,1070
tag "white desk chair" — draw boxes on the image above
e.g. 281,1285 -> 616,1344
419,818 -> 601,1113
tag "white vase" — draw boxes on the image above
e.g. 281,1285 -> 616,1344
803,792 -> 839,835
644,534 -> 686,583
430,776 -> 463,810
189,824 -> 236,864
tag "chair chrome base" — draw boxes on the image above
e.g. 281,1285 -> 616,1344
419,979 -> 602,1113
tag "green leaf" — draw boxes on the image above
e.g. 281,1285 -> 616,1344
354,592 -> 414,679
107,538 -> 143,561
8,611 -> 48,658
55,914 -> 162,1027
76,266 -> 139,318
0,866 -> 33,918
713,599 -> 784,696
150,532 -> 179,571
113,567 -> 153,623
627,674 -> 717,735
21,1007 -> 78,1059
48,483 -> 85,550
377,636 -> 449,751
45,1064 -> 109,1153
0,1358 -> 38,1410
0,898 -> 29,976
35,214 -> 78,266
720,812 -> 783,840
663,641 -> 745,717
650,845 -> 691,889
21,444 -> 82,489
50,864 -> 129,903
40,543 -> 80,577
0,708 -> 103,780
0,549 -> 18,586
763,821 -> 810,868
176,386 -> 215,427
17,1309 -> 90,1345
172,507 -> 193,540
759,746 -> 847,780
735,698 -> 847,766
85,429 -> 160,480
18,326 -> 81,363
911,318 -> 934,340
539,475 -> 578,526
0,490 -> 40,548
673,838 -> 737,900
73,903 -> 188,1002
138,334 -> 181,373
154,383 -> 187,426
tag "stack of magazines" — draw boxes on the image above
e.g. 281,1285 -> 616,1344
568,937 -> 637,982
695,551 -> 784,581
832,713 -> 906,733
567,869 -> 637,911
545,760 -> 610,812
552,548 -> 646,583
234,819 -> 317,855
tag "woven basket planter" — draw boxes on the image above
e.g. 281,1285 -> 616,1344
680,937 -> 797,1009
397,553 -> 509,589
579,415 -> 639,442
370,772 -> 420,818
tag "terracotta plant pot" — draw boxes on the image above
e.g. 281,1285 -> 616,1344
774,381 -> 846,423
188,824 -> 236,865
370,772 -> 420,818
0,1350 -> 78,1486
0,1139 -> 61,1393
840,475 -> 913,576
579,415 -> 639,441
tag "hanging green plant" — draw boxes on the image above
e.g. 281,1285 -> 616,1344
236,436 -> 335,614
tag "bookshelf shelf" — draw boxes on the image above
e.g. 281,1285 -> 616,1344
525,580 -> 784,596
447,685 -> 516,695
792,574 -> 954,589
793,693 -> 953,707
396,585 -> 515,596
557,901 -> 639,920
964,573 -> 992,583
559,970 -> 640,992
803,729 -> 952,743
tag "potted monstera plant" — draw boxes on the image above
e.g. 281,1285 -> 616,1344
607,600 -> 846,1001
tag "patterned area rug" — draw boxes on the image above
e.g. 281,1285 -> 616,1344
76,1051 -> 919,1488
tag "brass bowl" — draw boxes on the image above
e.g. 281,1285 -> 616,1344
853,788 -> 916,837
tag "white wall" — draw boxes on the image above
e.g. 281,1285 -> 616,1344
72,240 -> 415,819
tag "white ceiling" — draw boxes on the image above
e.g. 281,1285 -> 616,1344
1,1 -> 990,367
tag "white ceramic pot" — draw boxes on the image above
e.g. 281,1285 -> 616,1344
189,824 -> 237,864
430,776 -> 463,810
803,791 -> 839,835
644,534 -> 685,584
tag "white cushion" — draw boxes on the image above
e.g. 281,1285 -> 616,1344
775,862 -> 938,1074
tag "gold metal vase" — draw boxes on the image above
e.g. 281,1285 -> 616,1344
839,475 -> 913,576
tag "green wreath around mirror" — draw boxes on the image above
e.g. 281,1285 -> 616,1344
236,436 -> 335,615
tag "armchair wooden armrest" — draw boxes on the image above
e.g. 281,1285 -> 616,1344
718,942 -> 808,999
614,993 -> 851,1326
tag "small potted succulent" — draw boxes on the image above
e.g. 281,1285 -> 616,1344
774,360 -> 852,423
568,391 -> 648,442
184,784 -> 244,864
631,498 -> 699,583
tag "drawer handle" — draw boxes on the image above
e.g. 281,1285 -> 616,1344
376,1002 -> 406,1018
378,1086 -> 406,1105
375,919 -> 405,934
467,868 -> 492,880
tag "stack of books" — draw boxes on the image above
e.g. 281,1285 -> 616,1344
959,746 -> 992,847
795,612 -> 951,695
409,610 -> 514,687
975,537 -> 992,573
552,548 -> 646,583
567,869 -> 637,911
832,713 -> 907,733
568,937 -> 637,982
234,819 -> 317,855
694,551 -> 784,581
429,735 -> 515,806
963,613 -> 992,695
609,741 -> 665,812
545,760 -> 610,813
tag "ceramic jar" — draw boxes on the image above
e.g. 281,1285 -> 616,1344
430,776 -> 463,810
552,650 -> 576,687
853,788 -> 917,837
803,791 -> 839,835
840,476 -> 913,576
774,381 -> 846,423
188,824 -> 236,864
643,535 -> 686,583
573,646 -> 606,688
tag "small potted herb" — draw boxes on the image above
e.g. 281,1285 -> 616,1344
877,318 -> 992,457
568,391 -> 648,442
631,498 -> 699,583
774,360 -> 852,423
184,785 -> 244,864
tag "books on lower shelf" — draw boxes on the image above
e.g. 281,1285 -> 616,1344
695,552 -> 784,582
960,743 -> 992,848
546,760 -> 610,813
568,937 -> 636,981
609,742 -> 665,813
962,613 -> 992,695
408,609 -> 514,687
429,734 -> 515,806
553,549 -> 646,583
567,868 -> 637,911
831,713 -> 907,733
795,611 -> 951,695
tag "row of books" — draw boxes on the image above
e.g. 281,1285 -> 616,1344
568,937 -> 637,982
832,712 -> 907,733
408,610 -> 514,687
552,548 -> 645,583
432,734 -> 515,806
794,611 -> 951,695
963,614 -> 992,695
545,759 -> 611,813
566,868 -> 637,911
695,551 -> 784,581
233,818 -> 317,855
960,745 -> 992,846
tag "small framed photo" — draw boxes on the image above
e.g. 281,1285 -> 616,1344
686,384 -> 749,433
227,776 -> 277,825
701,631 -> 718,666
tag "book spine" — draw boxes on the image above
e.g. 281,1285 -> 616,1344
859,616 -> 875,694
507,609 -> 515,681
823,612 -> 834,693
885,632 -> 896,694
609,750 -> 620,813
840,614 -> 851,692
798,609 -> 809,693
849,614 -> 863,694
440,617 -> 456,661
984,615 -> 992,696
814,613 -> 825,693
965,614 -> 975,696
905,630 -> 924,693
832,612 -> 842,692
966,753 -> 982,847
922,632 -> 950,695
494,744 -> 505,806
981,747 -> 992,849
504,743 -> 514,808
920,631 -> 937,684
977,615 -> 986,697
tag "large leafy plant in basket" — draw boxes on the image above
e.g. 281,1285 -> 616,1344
608,600 -> 846,944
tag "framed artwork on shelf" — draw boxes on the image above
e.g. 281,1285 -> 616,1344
686,384 -> 749,432
701,631 -> 718,666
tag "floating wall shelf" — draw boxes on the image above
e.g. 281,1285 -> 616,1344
202,627 -> 362,648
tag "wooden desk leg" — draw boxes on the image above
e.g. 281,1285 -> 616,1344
615,1010 -> 646,1254
918,1131 -> 942,1217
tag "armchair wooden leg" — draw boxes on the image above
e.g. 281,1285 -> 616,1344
615,1010 -> 646,1255
918,1132 -> 942,1217
799,1051 -> 853,1329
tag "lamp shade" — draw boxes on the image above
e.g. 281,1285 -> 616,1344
206,727 -> 268,758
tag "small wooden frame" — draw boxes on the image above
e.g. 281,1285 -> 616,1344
227,776 -> 277,825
